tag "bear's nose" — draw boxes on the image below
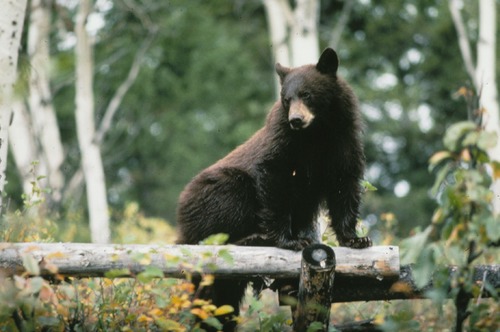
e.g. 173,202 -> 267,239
289,116 -> 304,130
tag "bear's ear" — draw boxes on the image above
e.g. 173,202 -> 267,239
275,63 -> 291,84
316,48 -> 339,76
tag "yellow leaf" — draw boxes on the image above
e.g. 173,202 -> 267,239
214,305 -> 234,316
429,151 -> 452,166
45,251 -> 66,259
191,308 -> 209,320
446,224 -> 465,246
192,298 -> 209,306
202,304 -> 217,313
148,308 -> 163,317
460,149 -> 471,162
389,281 -> 413,294
137,314 -> 151,323
374,313 -> 385,325
381,213 -> 395,223
431,208 -> 443,224
455,86 -> 470,97
491,161 -> 500,180
200,274 -> 214,287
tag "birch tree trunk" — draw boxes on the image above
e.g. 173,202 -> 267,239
449,0 -> 500,215
476,0 -> 500,215
0,0 -> 28,213
289,0 -> 319,67
8,101 -> 39,196
26,0 -> 65,204
75,0 -> 111,243
262,0 -> 320,95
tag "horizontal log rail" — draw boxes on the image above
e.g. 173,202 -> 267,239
0,242 -> 399,280
0,242 -> 498,303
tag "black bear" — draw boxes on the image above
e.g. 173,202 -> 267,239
176,48 -> 371,329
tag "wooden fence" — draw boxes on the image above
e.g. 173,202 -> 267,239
0,242 -> 498,331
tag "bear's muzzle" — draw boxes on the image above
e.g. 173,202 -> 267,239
289,100 -> 315,130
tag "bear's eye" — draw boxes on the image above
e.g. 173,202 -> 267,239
282,96 -> 291,108
300,92 -> 312,101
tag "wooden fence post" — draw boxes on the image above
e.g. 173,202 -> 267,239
294,244 -> 336,332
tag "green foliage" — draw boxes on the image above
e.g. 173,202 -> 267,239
238,291 -> 293,331
0,239 -> 242,331
0,163 -> 58,243
400,88 -> 500,331
200,233 -> 230,246
113,202 -> 177,244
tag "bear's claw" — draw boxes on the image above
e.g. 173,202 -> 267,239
342,236 -> 372,249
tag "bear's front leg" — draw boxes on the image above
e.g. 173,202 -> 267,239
328,172 -> 372,249
255,210 -> 313,251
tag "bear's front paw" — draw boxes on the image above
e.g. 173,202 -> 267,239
278,237 -> 312,251
340,236 -> 372,249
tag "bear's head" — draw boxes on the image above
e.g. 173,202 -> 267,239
275,48 -> 340,131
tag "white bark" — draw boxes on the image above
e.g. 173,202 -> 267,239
75,0 -> 110,243
263,0 -> 292,96
448,0 -> 478,89
0,243 -> 400,280
26,0 -> 65,203
290,0 -> 319,67
476,0 -> 500,215
8,101 -> 42,196
0,0 -> 28,212
262,0 -> 320,95
449,0 -> 500,215
64,30 -> 156,202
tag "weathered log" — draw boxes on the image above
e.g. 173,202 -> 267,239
294,244 -> 336,332
0,242 -> 399,280
331,264 -> 500,302
0,243 -> 497,302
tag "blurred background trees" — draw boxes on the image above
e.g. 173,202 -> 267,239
3,0 -> 499,243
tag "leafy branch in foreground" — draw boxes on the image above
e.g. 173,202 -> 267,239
401,87 -> 499,331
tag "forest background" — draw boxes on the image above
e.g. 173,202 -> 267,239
3,0 -> 498,244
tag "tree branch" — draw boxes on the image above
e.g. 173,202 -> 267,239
448,0 -> 478,89
64,8 -> 157,202
329,0 -> 354,49
93,30 -> 156,145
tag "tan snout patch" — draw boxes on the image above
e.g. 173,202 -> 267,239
289,100 -> 315,129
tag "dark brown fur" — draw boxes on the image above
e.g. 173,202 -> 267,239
176,48 -> 371,330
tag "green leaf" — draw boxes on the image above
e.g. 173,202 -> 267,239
200,233 -> 229,245
413,245 -> 437,289
477,131 -> 498,151
22,254 -> 40,276
428,151 -> 453,172
306,321 -> 324,332
217,249 -> 234,265
137,266 -> 164,283
400,226 -> 432,265
430,163 -> 452,197
462,131 -> 479,147
485,216 -> 500,242
104,268 -> 131,278
154,318 -> 184,330
361,180 -> 377,192
202,317 -> 224,330
28,276 -> 44,294
443,121 -> 477,151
